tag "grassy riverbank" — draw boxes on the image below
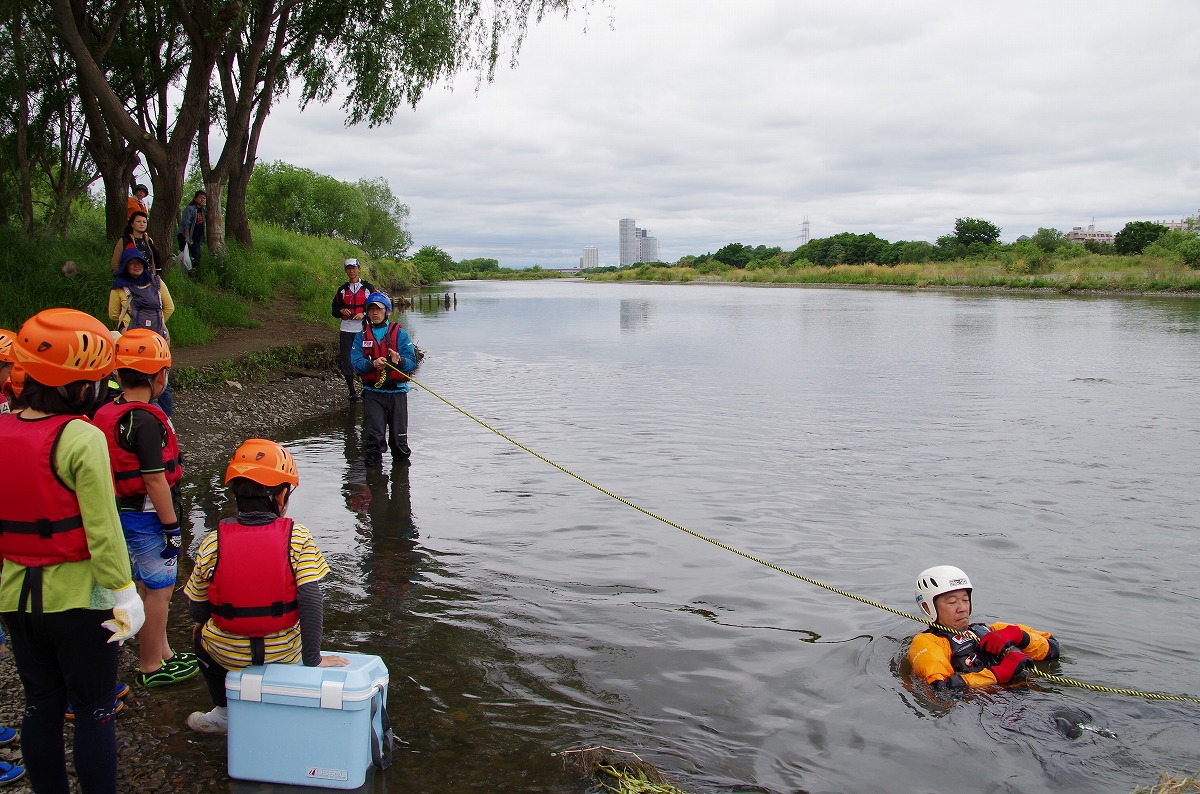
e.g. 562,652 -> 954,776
583,253 -> 1200,293
0,213 -> 421,345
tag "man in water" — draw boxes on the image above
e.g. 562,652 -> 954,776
908,565 -> 1060,690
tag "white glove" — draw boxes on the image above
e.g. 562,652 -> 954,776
101,582 -> 145,643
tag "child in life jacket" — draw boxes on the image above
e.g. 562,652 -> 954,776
350,291 -> 417,467
183,439 -> 348,734
908,565 -> 1060,690
91,329 -> 199,689
0,308 -> 145,793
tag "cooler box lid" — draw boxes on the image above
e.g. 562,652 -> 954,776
226,652 -> 388,711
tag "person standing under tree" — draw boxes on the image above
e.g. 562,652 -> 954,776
127,184 -> 149,220
330,258 -> 375,402
177,191 -> 206,270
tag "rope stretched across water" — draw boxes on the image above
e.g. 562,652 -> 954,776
402,371 -> 1200,706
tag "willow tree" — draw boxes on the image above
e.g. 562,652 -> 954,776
201,0 -> 586,250
49,0 -> 232,244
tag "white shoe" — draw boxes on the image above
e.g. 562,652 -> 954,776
186,707 -> 228,734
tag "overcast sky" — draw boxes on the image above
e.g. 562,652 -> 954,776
257,1 -> 1200,268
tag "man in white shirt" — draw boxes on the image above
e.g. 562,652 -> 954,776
329,259 -> 375,402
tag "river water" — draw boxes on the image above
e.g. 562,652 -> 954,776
183,280 -> 1200,793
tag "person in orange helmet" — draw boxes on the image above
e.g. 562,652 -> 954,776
183,439 -> 348,734
0,308 -> 145,793
91,329 -> 198,690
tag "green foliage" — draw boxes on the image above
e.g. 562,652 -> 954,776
1177,237 -> 1200,269
796,232 -> 889,266
171,344 -> 334,390
410,245 -> 455,284
1114,221 -> 1169,255
453,257 -> 500,276
954,217 -> 1002,247
246,162 -> 411,259
1030,227 -> 1068,252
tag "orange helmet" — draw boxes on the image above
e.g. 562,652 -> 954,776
0,328 -> 14,364
114,328 -> 172,373
225,439 -> 300,487
2,364 -> 23,399
13,308 -> 115,386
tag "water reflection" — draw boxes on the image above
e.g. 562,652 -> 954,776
620,299 -> 654,333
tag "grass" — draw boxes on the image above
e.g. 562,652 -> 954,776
171,342 -> 335,390
558,747 -> 691,794
0,214 -> 421,344
585,254 -> 1200,293
1132,772 -> 1200,793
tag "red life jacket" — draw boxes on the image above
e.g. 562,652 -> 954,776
359,323 -> 408,388
209,516 -> 299,637
338,283 -> 370,316
0,413 -> 91,567
90,400 -> 182,497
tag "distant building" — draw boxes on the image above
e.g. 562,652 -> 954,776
1066,224 -> 1115,246
619,219 -> 637,266
619,218 -> 661,265
639,235 -> 659,263
1151,209 -> 1200,232
582,246 -> 599,269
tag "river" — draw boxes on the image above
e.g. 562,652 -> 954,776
183,280 -> 1200,793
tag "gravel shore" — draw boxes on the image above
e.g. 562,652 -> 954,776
0,363 -> 350,793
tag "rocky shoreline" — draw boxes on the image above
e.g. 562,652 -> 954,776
0,361 -> 351,793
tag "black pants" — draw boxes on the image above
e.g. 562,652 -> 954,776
339,332 -> 358,397
2,608 -> 120,794
363,389 -> 410,466
194,637 -> 230,709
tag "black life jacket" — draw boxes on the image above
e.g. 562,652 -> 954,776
928,622 -> 1003,674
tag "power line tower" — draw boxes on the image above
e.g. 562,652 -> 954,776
799,216 -> 811,246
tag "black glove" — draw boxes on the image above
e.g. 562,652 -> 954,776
160,521 -> 182,560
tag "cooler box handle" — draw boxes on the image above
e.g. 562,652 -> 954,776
370,685 -> 395,770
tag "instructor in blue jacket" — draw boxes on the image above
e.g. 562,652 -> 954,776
350,292 -> 417,467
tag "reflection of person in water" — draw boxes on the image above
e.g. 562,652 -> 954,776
340,407 -> 419,604
908,565 -> 1060,690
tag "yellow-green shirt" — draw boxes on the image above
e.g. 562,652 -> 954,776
0,417 -> 132,613
184,520 -> 330,669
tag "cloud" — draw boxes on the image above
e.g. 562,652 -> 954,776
258,0 -> 1200,267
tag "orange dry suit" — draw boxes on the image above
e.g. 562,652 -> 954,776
908,621 -> 1059,689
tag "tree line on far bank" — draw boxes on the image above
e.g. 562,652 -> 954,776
586,217 -> 1200,274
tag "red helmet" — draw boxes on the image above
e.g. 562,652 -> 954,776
13,309 -> 115,386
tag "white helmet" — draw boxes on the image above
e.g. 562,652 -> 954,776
914,565 -> 972,621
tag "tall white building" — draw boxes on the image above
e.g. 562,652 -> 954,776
582,246 -> 599,269
619,219 -> 637,266
619,218 -> 661,265
639,235 -> 659,263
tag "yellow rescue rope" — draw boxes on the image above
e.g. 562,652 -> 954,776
402,371 -> 1200,706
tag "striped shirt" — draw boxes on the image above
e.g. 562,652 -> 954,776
184,520 -> 330,669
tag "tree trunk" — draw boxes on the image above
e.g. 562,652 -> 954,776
203,176 -> 227,255
226,159 -> 253,247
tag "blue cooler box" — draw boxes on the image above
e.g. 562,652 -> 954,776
226,652 -> 390,789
